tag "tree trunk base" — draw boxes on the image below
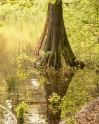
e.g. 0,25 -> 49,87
33,2 -> 85,69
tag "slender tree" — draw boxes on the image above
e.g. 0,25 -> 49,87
34,0 -> 84,69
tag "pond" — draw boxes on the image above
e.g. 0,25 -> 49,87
0,19 -> 99,124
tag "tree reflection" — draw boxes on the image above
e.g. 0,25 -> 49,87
3,70 -> 74,124
43,71 -> 74,124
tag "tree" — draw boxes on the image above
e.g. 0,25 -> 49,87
34,0 -> 84,69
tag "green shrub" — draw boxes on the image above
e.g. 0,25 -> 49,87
15,101 -> 28,118
5,75 -> 16,90
48,92 -> 62,114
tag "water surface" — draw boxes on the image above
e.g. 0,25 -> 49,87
0,20 -> 99,124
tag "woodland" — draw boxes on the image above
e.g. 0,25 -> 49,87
0,0 -> 99,124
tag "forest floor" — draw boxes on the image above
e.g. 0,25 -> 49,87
76,97 -> 99,124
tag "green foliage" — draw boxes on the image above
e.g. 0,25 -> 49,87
48,92 -> 64,114
5,75 -> 17,90
62,0 -> 99,69
40,51 -> 51,59
16,52 -> 33,70
61,68 -> 99,123
13,52 -> 33,80
1,0 -> 99,123
49,0 -> 56,4
39,76 -> 50,86
49,93 -> 61,105
16,53 -> 29,67
15,101 -> 28,118
0,0 -> 47,19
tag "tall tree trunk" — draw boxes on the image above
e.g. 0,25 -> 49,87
34,0 -> 84,69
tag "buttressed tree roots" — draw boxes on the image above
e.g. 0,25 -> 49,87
34,0 -> 85,69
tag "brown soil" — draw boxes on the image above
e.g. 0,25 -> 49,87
76,98 -> 99,124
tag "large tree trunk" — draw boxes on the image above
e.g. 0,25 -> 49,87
34,0 -> 84,69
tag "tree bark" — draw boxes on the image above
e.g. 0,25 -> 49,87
34,0 -> 84,69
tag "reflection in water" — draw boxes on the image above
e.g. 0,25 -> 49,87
0,20 -> 75,124
5,100 -> 12,109
0,71 -> 74,124
0,104 -> 17,124
31,79 -> 39,89
43,72 -> 74,124
26,107 -> 46,123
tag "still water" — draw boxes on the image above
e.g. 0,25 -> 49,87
0,70 -> 73,124
0,20 -> 99,124
0,20 -> 72,124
